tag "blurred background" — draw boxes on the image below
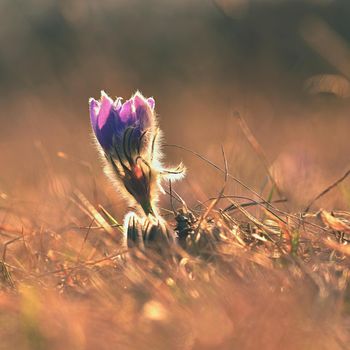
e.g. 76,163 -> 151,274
0,0 -> 349,216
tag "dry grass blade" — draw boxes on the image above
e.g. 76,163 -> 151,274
304,168 -> 350,213
195,146 -> 228,233
73,190 -> 116,237
2,236 -> 23,262
0,261 -> 15,288
221,196 -> 287,213
235,112 -> 285,201
227,198 -> 277,242
203,145 -> 228,217
165,143 -> 283,213
323,237 -> 350,256
98,204 -> 123,233
319,209 -> 350,234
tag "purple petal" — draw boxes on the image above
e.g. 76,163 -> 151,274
98,91 -> 113,129
119,99 -> 134,122
89,91 -> 156,152
89,98 -> 100,132
133,93 -> 148,110
95,109 -> 118,150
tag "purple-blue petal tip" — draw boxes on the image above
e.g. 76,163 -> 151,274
119,99 -> 133,122
89,91 -> 155,151
89,98 -> 99,127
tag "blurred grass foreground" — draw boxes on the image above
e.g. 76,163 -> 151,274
1,1 -> 350,349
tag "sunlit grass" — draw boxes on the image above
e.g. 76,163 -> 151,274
0,136 -> 349,349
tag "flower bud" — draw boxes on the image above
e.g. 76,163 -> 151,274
89,91 -> 185,217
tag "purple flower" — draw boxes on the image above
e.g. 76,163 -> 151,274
89,91 -> 184,218
89,91 -> 155,152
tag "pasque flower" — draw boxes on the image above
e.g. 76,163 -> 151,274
89,91 -> 184,218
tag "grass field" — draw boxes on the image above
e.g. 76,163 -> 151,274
0,102 -> 349,349
1,1 -> 350,349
